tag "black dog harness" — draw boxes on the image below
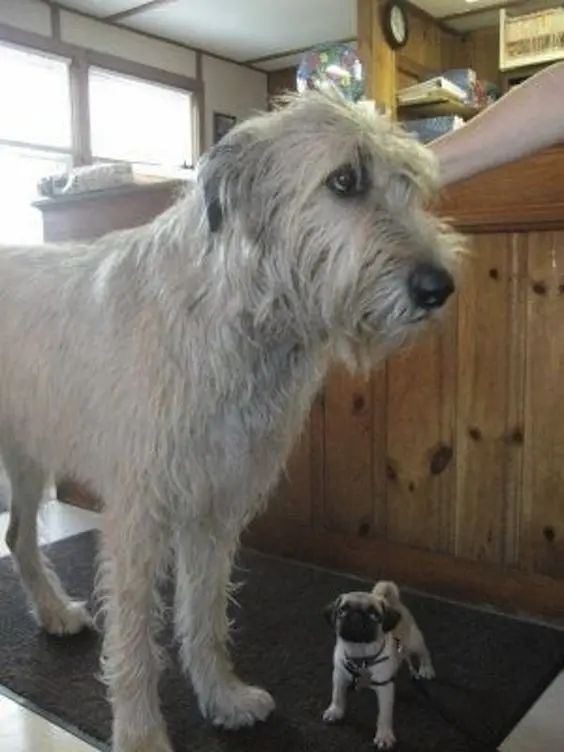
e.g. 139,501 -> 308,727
343,640 -> 397,690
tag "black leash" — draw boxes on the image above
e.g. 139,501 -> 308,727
342,642 -> 500,748
408,675 -> 500,751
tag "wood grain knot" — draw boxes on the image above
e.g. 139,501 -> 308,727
386,462 -> 397,481
532,281 -> 547,295
543,526 -> 556,543
468,427 -> 482,441
408,482 -> 415,493
510,427 -> 524,444
560,284 -> 564,295
430,444 -> 453,475
352,394 -> 365,413
489,268 -> 499,280
358,521 -> 371,537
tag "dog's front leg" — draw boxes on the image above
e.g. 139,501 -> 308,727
100,505 -> 172,752
322,666 -> 350,723
174,522 -> 275,729
373,683 -> 396,749
407,626 -> 436,680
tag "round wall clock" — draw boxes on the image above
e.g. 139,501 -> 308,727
382,1 -> 409,50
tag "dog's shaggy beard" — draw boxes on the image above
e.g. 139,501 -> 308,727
226,205 -> 455,376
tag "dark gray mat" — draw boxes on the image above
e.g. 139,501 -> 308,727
0,531 -> 563,752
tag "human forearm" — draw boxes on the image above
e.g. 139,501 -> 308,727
431,62 -> 564,186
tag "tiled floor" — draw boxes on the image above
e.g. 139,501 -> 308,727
0,500 -> 102,752
500,670 -> 564,752
0,695 -> 100,752
0,498 -> 100,559
0,499 -> 562,751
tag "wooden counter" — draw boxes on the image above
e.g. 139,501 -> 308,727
36,154 -> 564,623
440,146 -> 564,233
245,148 -> 564,623
34,178 -> 184,243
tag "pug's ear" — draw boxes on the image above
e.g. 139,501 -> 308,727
381,605 -> 401,633
323,597 -> 341,628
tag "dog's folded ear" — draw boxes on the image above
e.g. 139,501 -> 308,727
197,128 -> 266,235
381,605 -> 401,633
201,166 -> 224,233
197,141 -> 240,233
323,597 -> 340,628
197,128 -> 273,243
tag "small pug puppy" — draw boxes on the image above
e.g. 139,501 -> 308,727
322,581 -> 435,749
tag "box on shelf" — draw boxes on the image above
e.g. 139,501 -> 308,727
441,69 -> 477,104
397,77 -> 467,106
500,7 -> 564,70
402,115 -> 465,144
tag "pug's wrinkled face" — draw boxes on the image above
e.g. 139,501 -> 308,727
324,592 -> 400,643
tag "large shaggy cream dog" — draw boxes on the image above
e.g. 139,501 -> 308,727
1,91 -> 459,751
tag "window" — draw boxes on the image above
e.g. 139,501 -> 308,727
89,67 -> 193,172
0,43 -> 72,245
0,43 -> 197,246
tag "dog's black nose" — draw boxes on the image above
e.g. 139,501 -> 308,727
348,611 -> 364,626
409,264 -> 454,310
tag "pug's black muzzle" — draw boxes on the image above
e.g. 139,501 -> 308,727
338,611 -> 378,643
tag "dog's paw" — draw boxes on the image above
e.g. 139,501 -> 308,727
322,704 -> 345,724
113,723 -> 173,752
416,662 -> 436,680
374,728 -> 396,749
38,600 -> 93,636
208,683 -> 275,729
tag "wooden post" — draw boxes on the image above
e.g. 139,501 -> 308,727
357,0 -> 397,117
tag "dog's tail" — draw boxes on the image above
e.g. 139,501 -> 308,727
372,580 -> 401,607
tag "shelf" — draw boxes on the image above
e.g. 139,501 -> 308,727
397,97 -> 480,120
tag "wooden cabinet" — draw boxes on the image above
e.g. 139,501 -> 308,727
35,179 -> 182,243
245,149 -> 564,624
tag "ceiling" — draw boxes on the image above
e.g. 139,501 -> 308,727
52,0 -> 545,69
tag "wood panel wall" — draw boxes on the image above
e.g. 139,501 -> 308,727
397,4 -> 461,87
449,26 -> 500,87
267,67 -> 297,101
267,13 -> 499,98
247,233 -> 564,620
246,151 -> 564,623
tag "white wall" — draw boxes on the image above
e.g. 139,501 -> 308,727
0,1 -> 268,155
59,11 -> 197,79
0,0 -> 51,36
203,55 -> 267,150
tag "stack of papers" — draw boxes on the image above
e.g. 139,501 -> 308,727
397,77 -> 467,105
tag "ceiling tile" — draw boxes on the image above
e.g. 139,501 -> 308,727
55,0 -> 147,18
121,0 -> 356,61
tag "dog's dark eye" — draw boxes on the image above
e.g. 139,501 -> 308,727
326,165 -> 368,197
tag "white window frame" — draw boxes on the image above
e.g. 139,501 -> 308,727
0,26 -> 203,171
76,53 -> 202,172
0,27 -> 202,244
88,65 -> 196,175
0,41 -> 74,164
